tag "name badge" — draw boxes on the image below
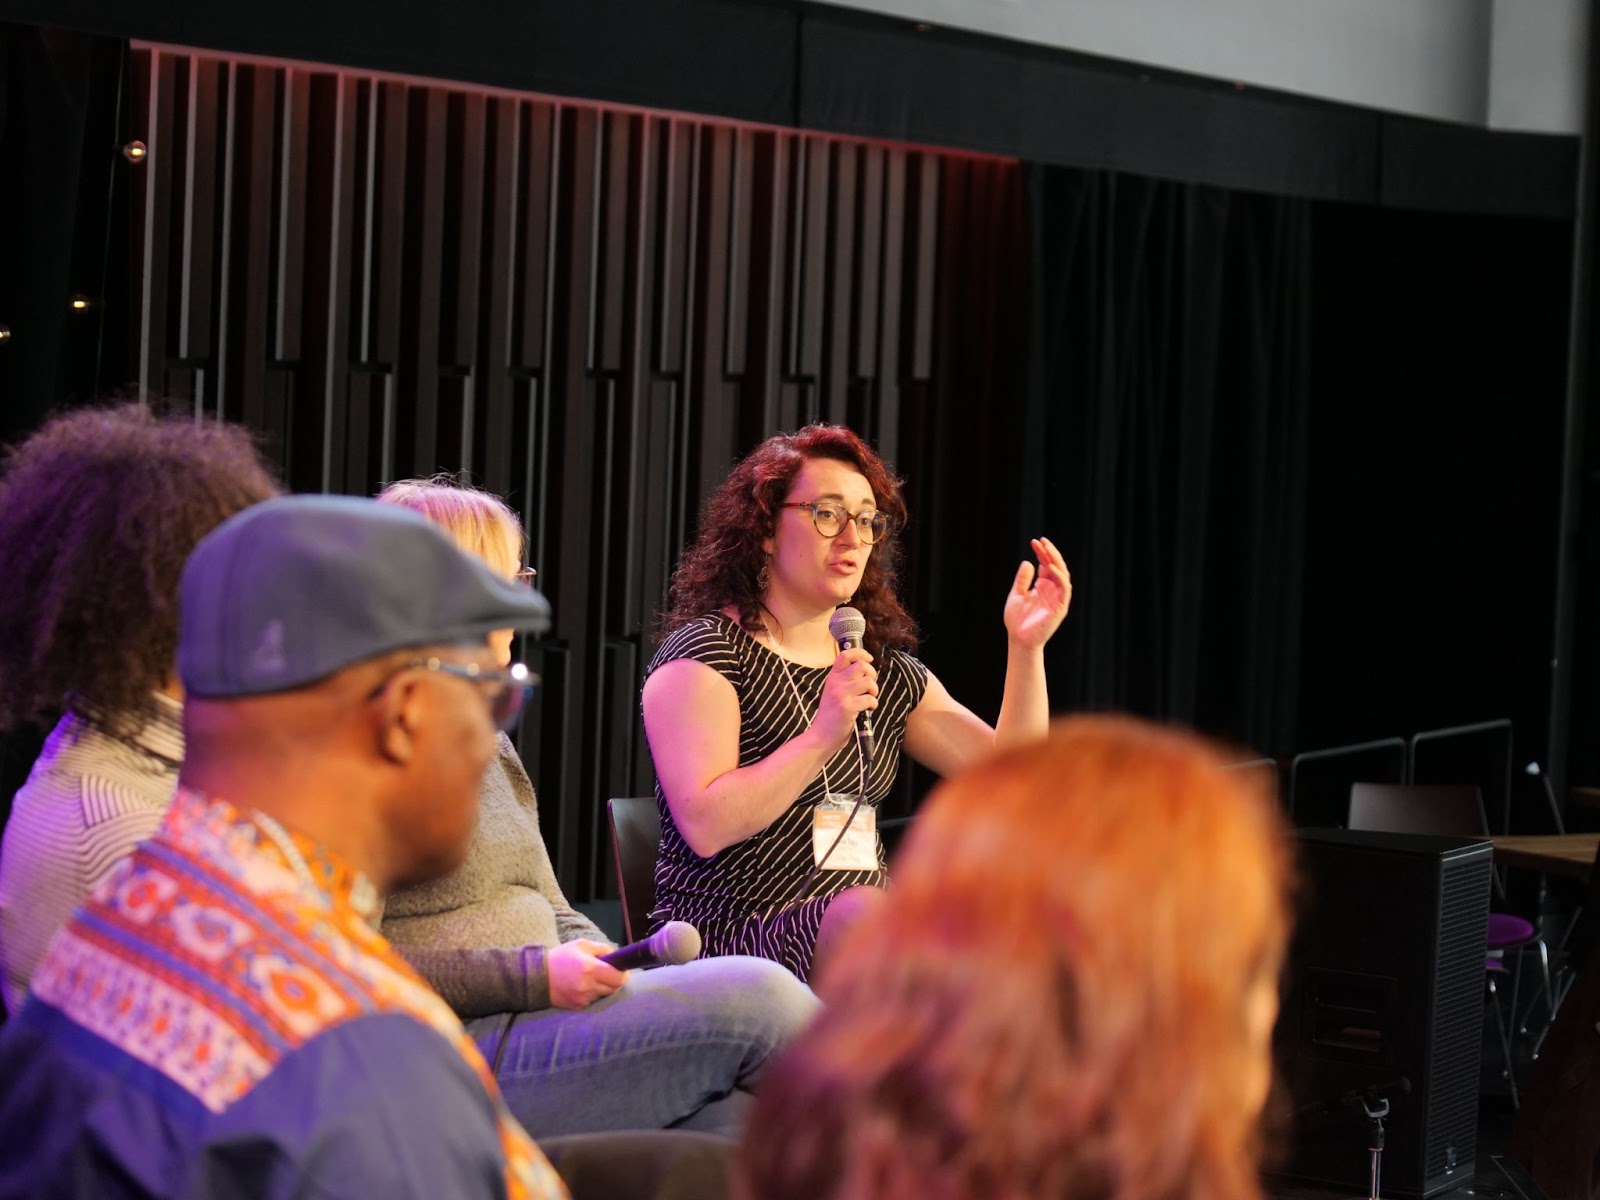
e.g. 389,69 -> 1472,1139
812,793 -> 879,871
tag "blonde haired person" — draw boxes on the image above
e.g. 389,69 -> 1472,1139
376,477 -> 531,667
377,476 -> 818,1139
377,475 -> 525,583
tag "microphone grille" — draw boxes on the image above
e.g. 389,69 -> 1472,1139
651,920 -> 703,966
829,606 -> 866,642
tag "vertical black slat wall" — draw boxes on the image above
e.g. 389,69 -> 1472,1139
127,43 -> 1021,902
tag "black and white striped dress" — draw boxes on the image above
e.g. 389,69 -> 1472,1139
645,612 -> 928,979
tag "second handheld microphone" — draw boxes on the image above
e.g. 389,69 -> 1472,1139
598,920 -> 702,971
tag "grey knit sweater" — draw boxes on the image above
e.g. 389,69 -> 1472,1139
379,734 -> 609,1016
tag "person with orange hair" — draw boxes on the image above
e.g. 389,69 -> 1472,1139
738,715 -> 1293,1200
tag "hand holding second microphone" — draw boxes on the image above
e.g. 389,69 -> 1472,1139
548,923 -> 704,1010
548,940 -> 630,1010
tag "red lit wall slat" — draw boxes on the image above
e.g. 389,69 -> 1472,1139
127,43 -> 1016,901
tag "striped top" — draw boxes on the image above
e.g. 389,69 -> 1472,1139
1,787 -> 564,1199
0,695 -> 183,1014
645,613 -> 927,974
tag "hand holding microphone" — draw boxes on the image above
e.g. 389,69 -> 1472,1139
827,606 -> 876,765
547,922 -> 701,1010
547,940 -> 630,1010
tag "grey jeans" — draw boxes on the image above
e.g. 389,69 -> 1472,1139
466,954 -> 818,1139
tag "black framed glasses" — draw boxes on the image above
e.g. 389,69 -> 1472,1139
372,657 -> 538,731
782,500 -> 890,545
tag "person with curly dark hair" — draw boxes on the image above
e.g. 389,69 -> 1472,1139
0,405 -> 280,1012
642,423 -> 1071,980
737,716 -> 1293,1200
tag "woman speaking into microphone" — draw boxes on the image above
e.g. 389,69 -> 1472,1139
642,424 -> 1071,981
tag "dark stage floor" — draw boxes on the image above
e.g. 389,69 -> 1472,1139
1265,1011 -> 1541,1199
1264,1099 -> 1523,1198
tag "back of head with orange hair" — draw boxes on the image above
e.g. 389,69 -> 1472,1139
738,715 -> 1293,1200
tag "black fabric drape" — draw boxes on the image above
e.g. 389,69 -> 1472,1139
0,27 -> 125,840
1020,164 -> 1313,756
2,27 -> 88,440
0,26 -> 126,445
1297,204 -> 1568,765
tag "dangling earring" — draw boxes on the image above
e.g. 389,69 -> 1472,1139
757,558 -> 771,595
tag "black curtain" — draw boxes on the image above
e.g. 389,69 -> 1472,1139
1018,164 -> 1313,757
0,27 -> 128,833
1299,204 -> 1569,766
0,26 -> 127,443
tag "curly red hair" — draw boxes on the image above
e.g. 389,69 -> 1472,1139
738,715 -> 1293,1200
659,424 -> 916,657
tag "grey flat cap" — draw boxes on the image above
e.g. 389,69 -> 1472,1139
179,494 -> 551,697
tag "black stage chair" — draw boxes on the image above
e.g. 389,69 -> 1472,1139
539,1131 -> 734,1200
607,797 -> 660,943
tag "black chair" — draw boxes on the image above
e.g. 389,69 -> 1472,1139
538,1130 -> 734,1200
1288,737 -> 1408,828
606,797 -> 660,943
1348,781 -> 1494,839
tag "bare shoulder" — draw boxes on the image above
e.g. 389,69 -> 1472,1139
642,656 -> 738,710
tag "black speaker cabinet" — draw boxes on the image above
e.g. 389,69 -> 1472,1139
1275,829 -> 1492,1197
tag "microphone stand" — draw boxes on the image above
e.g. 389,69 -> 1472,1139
1356,1092 -> 1389,1200
1338,1079 -> 1407,1200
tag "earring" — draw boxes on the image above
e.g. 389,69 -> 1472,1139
757,559 -> 771,593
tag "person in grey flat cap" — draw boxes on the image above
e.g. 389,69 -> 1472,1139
0,495 -> 568,1200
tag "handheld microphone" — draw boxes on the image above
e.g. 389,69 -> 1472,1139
598,920 -> 702,971
828,606 -> 875,764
